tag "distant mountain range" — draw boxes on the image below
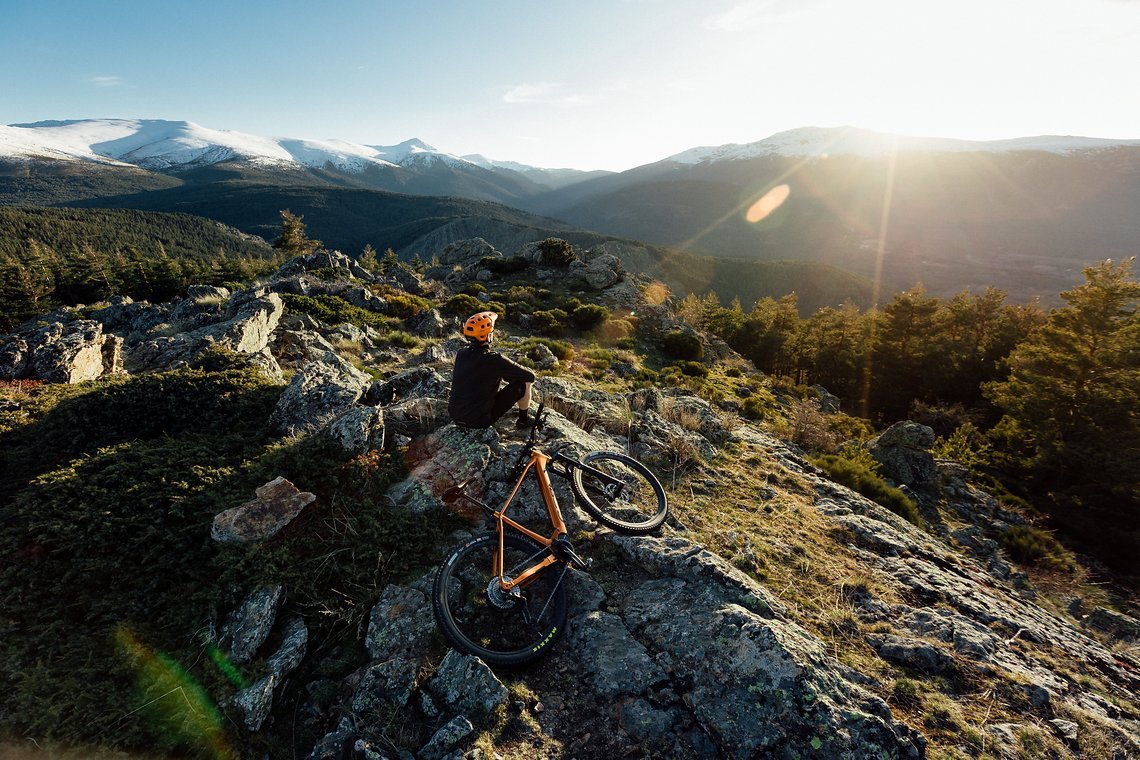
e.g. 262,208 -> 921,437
3,118 -> 1139,305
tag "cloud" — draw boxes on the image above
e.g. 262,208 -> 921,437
704,0 -> 816,31
89,75 -> 122,88
502,83 -> 589,107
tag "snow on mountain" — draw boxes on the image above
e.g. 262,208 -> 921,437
666,126 -> 1140,164
0,120 -> 468,173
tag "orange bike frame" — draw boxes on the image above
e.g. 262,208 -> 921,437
493,449 -> 567,591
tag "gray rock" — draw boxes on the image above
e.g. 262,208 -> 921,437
232,617 -> 308,732
0,319 -> 111,383
526,342 -> 558,370
1050,718 -> 1079,746
866,421 -> 937,485
811,384 -> 842,413
383,397 -> 450,437
419,716 -> 474,760
868,633 -> 954,673
269,354 -> 371,438
222,585 -> 284,665
620,576 -> 923,759
326,405 -> 385,455
427,650 -> 508,719
353,657 -> 420,709
386,424 -> 499,514
211,477 -> 317,543
584,253 -> 623,289
409,308 -> 447,338
364,366 -> 448,406
1085,606 -> 1140,641
365,584 -> 435,661
272,329 -> 338,368
567,610 -> 666,698
440,238 -> 500,273
233,673 -> 279,732
621,698 -> 677,742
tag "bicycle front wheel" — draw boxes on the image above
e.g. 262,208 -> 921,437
571,451 -> 669,534
432,532 -> 569,667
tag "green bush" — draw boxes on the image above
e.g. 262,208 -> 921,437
537,238 -> 577,267
663,330 -> 704,361
998,525 -> 1073,570
480,255 -> 530,274
812,454 -> 923,526
518,337 -> 574,362
530,309 -> 568,336
570,303 -> 610,331
676,360 -> 710,377
281,293 -> 393,331
442,293 -> 485,317
461,282 -> 487,295
382,290 -> 432,319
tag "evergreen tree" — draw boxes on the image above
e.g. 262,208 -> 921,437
985,259 -> 1139,488
272,210 -> 321,257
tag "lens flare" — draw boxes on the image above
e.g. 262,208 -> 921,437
745,184 -> 791,223
115,626 -> 235,760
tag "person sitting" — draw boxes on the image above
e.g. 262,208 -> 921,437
448,311 -> 535,429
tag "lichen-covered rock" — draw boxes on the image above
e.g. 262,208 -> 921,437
0,319 -> 113,383
567,610 -> 666,698
271,329 -> 339,368
233,617 -> 308,731
427,650 -> 508,719
620,577 -> 924,759
408,308 -> 447,338
419,716 -> 474,760
365,584 -> 435,661
866,420 -> 937,486
221,585 -> 285,665
386,424 -> 500,514
326,405 -> 385,455
211,476 -> 317,543
269,354 -> 371,438
364,366 -> 448,406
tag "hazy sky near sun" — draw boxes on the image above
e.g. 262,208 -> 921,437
2,0 -> 1138,171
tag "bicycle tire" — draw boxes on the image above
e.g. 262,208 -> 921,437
570,451 -> 669,534
432,531 -> 569,667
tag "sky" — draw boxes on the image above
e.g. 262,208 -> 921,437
2,0 -> 1138,171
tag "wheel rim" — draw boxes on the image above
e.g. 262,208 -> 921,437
438,536 -> 565,659
581,455 -> 664,528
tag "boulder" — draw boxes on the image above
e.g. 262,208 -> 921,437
269,354 -> 371,438
326,405 -> 385,455
584,253 -> 623,289
271,329 -> 339,368
439,238 -> 500,273
221,585 -> 285,665
408,308 -> 447,338
567,610 -> 667,698
866,420 -> 938,486
211,477 -> 317,543
386,424 -> 500,514
419,716 -> 474,760
364,366 -> 448,406
0,319 -> 113,383
427,650 -> 508,719
232,617 -> 308,731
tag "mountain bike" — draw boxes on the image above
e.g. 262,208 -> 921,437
431,402 -> 668,666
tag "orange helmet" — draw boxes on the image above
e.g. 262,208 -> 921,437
463,311 -> 498,342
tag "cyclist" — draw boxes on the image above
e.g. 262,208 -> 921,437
448,311 -> 535,429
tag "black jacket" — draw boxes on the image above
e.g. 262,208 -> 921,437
448,343 -> 535,426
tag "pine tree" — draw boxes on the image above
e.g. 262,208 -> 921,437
985,259 -> 1139,487
272,210 -> 321,257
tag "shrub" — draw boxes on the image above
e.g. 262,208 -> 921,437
537,238 -> 577,267
998,525 -> 1073,570
517,337 -> 574,362
741,394 -> 775,421
570,303 -> 610,331
281,293 -> 393,331
461,282 -> 486,295
676,360 -> 709,378
663,330 -> 703,361
480,255 -> 530,274
442,293 -> 485,317
598,318 -> 634,342
530,309 -> 568,336
812,453 -> 923,526
382,290 -> 432,319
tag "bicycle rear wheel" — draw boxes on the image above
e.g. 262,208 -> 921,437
432,532 -> 568,667
571,451 -> 669,534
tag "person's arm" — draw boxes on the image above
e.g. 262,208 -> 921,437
492,352 -> 536,383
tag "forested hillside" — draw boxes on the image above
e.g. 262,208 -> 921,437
0,206 -> 282,330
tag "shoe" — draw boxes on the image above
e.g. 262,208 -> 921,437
515,410 -> 534,429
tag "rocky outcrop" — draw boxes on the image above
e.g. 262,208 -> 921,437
0,319 -> 120,383
866,420 -> 938,486
269,353 -> 371,438
126,292 -> 284,372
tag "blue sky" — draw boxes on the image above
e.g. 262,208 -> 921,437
2,0 -> 1138,171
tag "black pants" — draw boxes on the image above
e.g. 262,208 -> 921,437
458,380 -> 527,428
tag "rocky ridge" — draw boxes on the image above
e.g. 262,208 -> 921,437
3,240 -> 1138,759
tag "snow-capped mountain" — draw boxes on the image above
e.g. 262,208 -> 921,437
666,126 -> 1140,164
0,119 -> 489,173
